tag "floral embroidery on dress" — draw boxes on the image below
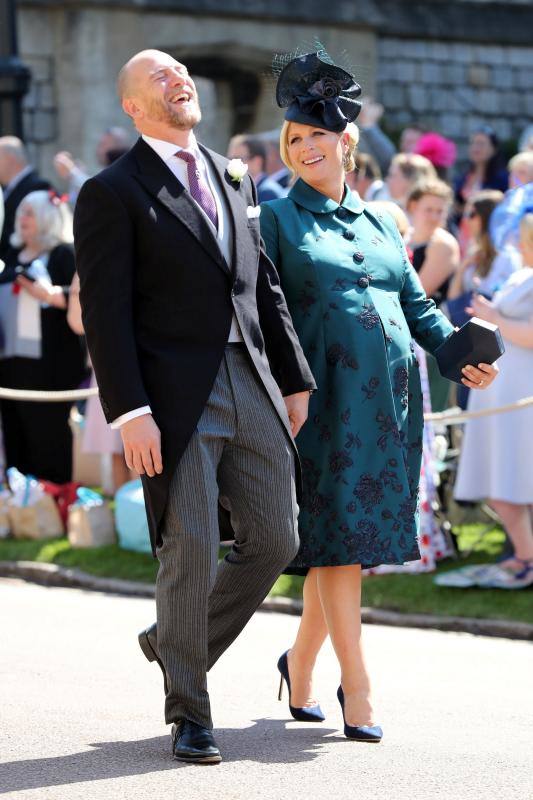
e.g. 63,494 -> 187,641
344,432 -> 362,450
356,304 -> 381,330
318,424 -> 332,442
353,473 -> 384,513
297,289 -> 317,316
326,343 -> 358,370
376,409 -> 403,450
340,407 -> 351,425
393,366 -> 409,409
329,450 -> 353,474
331,277 -> 358,292
361,376 -> 380,401
301,457 -> 332,518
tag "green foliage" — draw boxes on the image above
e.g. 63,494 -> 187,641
0,523 -> 531,623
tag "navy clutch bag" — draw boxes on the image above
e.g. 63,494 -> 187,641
435,317 -> 505,384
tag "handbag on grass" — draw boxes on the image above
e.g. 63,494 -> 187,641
434,317 -> 505,384
8,494 -> 64,540
67,487 -> 115,548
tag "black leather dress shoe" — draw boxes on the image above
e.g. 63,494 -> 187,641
138,623 -> 168,693
172,720 -> 222,764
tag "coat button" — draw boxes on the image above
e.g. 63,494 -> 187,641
336,207 -> 348,219
344,230 -> 355,241
358,276 -> 369,288
353,251 -> 365,264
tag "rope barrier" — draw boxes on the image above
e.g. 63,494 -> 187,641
424,396 -> 533,425
0,385 -> 532,426
0,386 -> 99,402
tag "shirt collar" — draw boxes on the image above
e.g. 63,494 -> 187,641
288,178 -> 365,215
142,133 -> 201,163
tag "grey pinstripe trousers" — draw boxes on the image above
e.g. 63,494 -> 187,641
155,346 -> 299,729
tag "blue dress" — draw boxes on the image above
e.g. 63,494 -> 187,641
260,180 -> 454,569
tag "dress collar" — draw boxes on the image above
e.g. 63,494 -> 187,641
288,178 -> 365,215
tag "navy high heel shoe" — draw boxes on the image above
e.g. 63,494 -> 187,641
337,686 -> 382,742
277,651 -> 325,722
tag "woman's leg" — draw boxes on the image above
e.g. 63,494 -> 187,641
316,564 -> 375,726
286,568 -> 329,707
489,499 -> 533,566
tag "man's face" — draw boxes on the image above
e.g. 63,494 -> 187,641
227,142 -> 262,179
132,54 -> 201,131
400,128 -> 422,154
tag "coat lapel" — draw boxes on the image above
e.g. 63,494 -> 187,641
131,138 -> 230,276
200,145 -> 250,279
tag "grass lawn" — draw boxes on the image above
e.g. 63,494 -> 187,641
1,524 -> 531,624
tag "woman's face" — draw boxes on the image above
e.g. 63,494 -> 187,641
286,123 -> 345,185
17,203 -> 39,245
409,194 -> 448,234
386,162 -> 409,201
468,133 -> 495,166
463,203 -> 482,237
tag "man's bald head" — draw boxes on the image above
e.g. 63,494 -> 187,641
118,49 -> 179,100
0,136 -> 29,185
0,136 -> 28,164
117,49 -> 201,139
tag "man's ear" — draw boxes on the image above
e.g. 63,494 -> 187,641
122,97 -> 142,121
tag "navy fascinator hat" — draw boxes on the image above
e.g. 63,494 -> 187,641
275,51 -> 362,133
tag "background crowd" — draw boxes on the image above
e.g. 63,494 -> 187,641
0,99 -> 532,589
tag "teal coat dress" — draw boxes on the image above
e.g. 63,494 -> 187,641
260,180 -> 454,570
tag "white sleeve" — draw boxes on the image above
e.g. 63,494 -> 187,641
110,406 -> 152,429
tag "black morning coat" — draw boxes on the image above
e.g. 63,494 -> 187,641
74,137 -> 316,554
0,170 -> 52,262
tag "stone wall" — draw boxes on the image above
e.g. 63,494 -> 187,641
17,6 -> 375,182
14,2 -> 533,180
377,37 -> 533,157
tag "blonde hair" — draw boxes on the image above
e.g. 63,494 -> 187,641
508,151 -> 533,181
10,190 -> 74,251
279,120 -> 360,177
390,153 -> 437,185
520,213 -> 533,250
406,178 -> 453,207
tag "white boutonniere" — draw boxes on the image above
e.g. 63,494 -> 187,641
246,205 -> 261,219
227,158 -> 248,183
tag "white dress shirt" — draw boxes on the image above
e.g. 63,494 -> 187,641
111,133 -> 242,429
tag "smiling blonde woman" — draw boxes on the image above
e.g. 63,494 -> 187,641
260,49 -> 498,742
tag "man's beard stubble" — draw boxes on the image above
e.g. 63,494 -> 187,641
147,94 -> 202,130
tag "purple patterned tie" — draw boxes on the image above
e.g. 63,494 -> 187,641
176,150 -> 218,230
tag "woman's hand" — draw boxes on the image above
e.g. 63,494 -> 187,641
16,275 -> 66,309
466,293 -> 499,325
461,362 -> 499,389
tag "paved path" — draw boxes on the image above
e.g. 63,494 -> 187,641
1,578 -> 531,800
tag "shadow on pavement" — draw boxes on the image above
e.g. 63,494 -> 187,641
0,719 -> 337,793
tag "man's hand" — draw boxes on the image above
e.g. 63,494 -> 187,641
120,414 -> 163,477
53,151 -> 76,180
358,97 -> 384,128
283,391 -> 310,438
